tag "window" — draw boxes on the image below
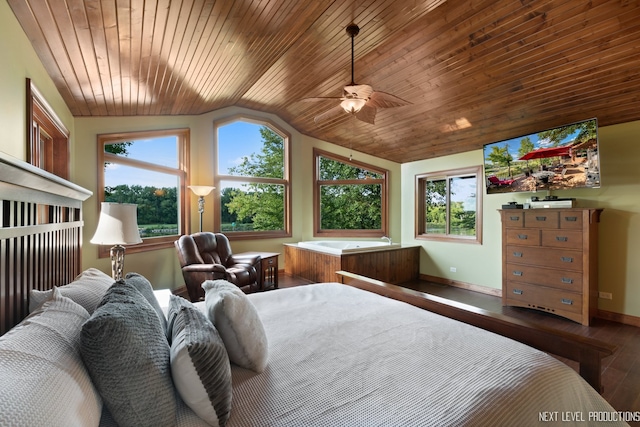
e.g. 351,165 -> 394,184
314,149 -> 388,237
27,79 -> 70,179
97,129 -> 189,255
215,117 -> 291,239
416,166 -> 482,243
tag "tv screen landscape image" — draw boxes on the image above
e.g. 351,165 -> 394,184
483,118 -> 600,195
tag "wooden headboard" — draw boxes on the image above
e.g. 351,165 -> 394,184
0,152 -> 92,335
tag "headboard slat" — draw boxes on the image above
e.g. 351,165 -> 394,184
0,152 -> 92,335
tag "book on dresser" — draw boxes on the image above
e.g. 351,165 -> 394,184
499,208 -> 603,326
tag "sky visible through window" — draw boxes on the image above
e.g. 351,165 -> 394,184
105,121 -> 264,189
218,121 -> 266,175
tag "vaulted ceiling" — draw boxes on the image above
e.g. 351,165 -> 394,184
8,0 -> 640,163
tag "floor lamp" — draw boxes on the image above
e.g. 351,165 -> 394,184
90,202 -> 143,281
188,185 -> 215,232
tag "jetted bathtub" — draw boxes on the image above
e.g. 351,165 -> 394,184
285,240 -> 419,283
297,240 -> 401,255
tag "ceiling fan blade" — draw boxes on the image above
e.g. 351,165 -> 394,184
355,104 -> 377,124
300,96 -> 342,103
344,84 -> 373,100
314,105 -> 346,124
367,91 -> 411,108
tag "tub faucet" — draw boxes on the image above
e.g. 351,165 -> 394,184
381,236 -> 392,245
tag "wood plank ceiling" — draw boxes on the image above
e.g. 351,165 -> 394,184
8,0 -> 640,163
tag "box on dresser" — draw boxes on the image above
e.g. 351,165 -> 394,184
499,208 -> 602,326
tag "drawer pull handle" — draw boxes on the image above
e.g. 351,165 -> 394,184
509,216 -> 520,221
561,277 -> 574,284
512,252 -> 523,257
564,216 -> 578,222
517,234 -> 528,240
561,256 -> 573,263
555,236 -> 568,242
512,271 -> 523,277
513,289 -> 523,295
561,298 -> 573,305
536,216 -> 547,221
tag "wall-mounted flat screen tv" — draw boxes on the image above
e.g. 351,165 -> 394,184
483,118 -> 600,195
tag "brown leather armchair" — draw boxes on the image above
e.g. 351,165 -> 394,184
174,232 -> 261,301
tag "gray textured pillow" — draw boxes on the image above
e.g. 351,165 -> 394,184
29,267 -> 113,313
80,280 -> 176,427
202,279 -> 268,373
0,287 -> 102,426
169,295 -> 232,426
124,272 -> 168,334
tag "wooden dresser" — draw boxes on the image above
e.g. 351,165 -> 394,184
499,208 -> 602,326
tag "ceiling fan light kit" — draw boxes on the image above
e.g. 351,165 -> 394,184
303,23 -> 410,125
340,98 -> 366,113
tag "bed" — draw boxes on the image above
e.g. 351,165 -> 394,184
219,283 -> 623,426
0,152 -> 628,426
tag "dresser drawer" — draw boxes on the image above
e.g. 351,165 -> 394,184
506,245 -> 583,271
505,229 -> 540,246
506,282 -> 582,315
541,229 -> 583,249
506,263 -> 582,292
524,211 -> 559,228
559,212 -> 583,229
502,212 -> 524,227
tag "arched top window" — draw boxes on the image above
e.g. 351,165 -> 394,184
214,116 -> 291,239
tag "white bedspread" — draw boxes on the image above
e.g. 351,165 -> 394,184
222,283 -> 625,427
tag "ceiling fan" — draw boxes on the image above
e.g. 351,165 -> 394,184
303,24 -> 411,125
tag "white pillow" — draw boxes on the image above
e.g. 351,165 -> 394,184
169,295 -> 232,426
0,287 -> 102,427
202,280 -> 268,373
29,268 -> 113,313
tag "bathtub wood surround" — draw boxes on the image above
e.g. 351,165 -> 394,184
284,243 -> 419,284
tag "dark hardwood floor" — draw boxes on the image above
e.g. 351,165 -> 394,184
279,273 -> 640,420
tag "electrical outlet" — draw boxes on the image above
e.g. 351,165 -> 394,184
450,267 -> 457,273
598,292 -> 612,300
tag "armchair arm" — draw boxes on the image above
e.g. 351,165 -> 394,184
182,264 -> 227,274
229,253 -> 261,266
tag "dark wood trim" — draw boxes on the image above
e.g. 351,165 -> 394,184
336,270 -> 615,393
96,128 -> 190,256
313,148 -> 389,238
414,165 -> 483,244
212,114 -> 292,239
597,309 -> 640,328
420,273 -> 502,297
26,79 -> 71,180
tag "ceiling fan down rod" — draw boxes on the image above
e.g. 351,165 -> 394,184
346,24 -> 359,86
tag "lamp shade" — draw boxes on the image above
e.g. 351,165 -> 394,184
188,185 -> 215,197
90,202 -> 143,245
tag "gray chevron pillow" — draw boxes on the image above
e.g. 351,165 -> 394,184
80,280 -> 176,427
168,295 -> 232,426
